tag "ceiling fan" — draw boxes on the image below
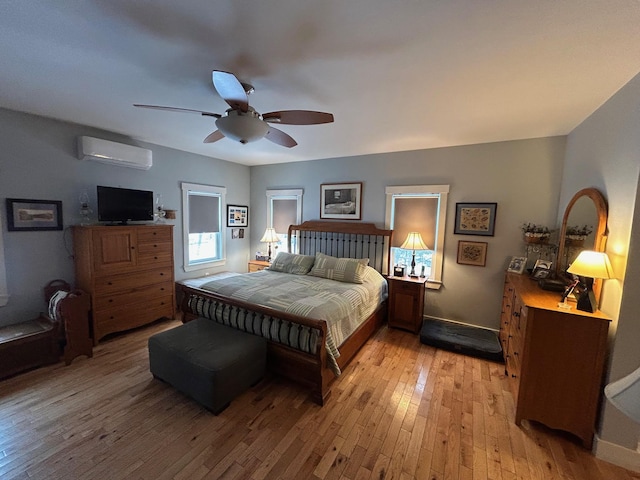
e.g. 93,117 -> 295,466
134,70 -> 334,148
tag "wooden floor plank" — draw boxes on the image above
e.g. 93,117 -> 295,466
0,319 -> 636,480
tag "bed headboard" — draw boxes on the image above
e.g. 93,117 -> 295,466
288,221 -> 393,275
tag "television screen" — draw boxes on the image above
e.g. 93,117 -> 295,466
97,186 -> 154,224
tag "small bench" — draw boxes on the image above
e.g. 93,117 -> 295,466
148,318 -> 267,414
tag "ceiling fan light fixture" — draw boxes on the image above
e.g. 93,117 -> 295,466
215,109 -> 269,144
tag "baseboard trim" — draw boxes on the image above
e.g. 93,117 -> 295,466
594,435 -> 640,472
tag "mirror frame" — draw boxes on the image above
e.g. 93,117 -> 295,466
556,187 -> 608,299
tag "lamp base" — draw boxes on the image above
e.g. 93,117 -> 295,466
576,288 -> 597,313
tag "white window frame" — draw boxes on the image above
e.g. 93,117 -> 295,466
385,185 -> 449,289
266,189 -> 303,252
181,182 -> 227,272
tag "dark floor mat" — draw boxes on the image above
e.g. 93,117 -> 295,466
420,319 -> 503,362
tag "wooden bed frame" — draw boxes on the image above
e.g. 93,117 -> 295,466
177,220 -> 393,405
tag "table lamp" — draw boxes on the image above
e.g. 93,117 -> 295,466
566,250 -> 613,313
260,227 -> 280,262
400,232 -> 429,278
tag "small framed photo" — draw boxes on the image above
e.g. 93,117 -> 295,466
231,228 -> 240,239
320,182 -> 362,220
531,267 -> 551,279
454,202 -> 497,236
456,240 -> 488,267
227,204 -> 248,227
507,256 -> 527,274
533,259 -> 552,270
6,198 -> 63,231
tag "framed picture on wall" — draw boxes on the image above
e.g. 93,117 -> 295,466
227,205 -> 248,227
6,198 -> 63,231
320,182 -> 362,220
454,202 -> 497,236
456,240 -> 488,267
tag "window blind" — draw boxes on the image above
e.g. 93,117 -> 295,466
189,194 -> 219,233
392,197 -> 438,248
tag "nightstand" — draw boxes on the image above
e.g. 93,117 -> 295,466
387,275 -> 427,333
248,260 -> 271,272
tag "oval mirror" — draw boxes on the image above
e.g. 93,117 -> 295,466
556,187 -> 608,298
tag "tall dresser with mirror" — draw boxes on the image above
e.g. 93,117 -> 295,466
501,187 -> 612,448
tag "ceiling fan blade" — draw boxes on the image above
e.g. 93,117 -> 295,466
134,104 -> 220,118
203,130 -> 225,144
262,110 -> 334,125
212,71 -> 249,112
264,127 -> 298,148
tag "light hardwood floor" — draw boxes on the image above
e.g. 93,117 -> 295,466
1,319 -> 638,480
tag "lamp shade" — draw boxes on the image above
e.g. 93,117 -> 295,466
605,366 -> 640,423
400,232 -> 429,251
567,250 -> 614,279
260,227 -> 280,243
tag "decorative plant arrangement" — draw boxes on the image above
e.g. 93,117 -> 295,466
565,225 -> 593,246
521,223 -> 551,244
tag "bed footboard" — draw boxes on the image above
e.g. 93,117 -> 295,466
177,282 -> 385,405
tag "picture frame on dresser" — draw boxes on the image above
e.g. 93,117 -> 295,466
454,202 -> 497,236
6,198 -> 63,231
507,256 -> 527,274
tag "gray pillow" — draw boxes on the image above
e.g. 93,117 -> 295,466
308,252 -> 369,284
267,252 -> 316,275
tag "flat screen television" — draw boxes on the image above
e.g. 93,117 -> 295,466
97,186 -> 154,224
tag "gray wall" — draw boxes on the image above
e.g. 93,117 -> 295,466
250,137 -> 567,330
0,108 -> 249,327
560,71 -> 640,456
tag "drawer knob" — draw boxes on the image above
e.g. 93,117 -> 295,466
109,299 -> 113,303
511,374 -> 517,378
108,282 -> 113,285
160,272 -> 164,276
154,256 -> 158,260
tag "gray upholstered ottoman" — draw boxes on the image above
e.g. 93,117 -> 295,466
148,318 -> 266,414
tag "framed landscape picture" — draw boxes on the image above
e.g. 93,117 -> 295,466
320,182 -> 362,220
6,198 -> 63,231
454,202 -> 497,236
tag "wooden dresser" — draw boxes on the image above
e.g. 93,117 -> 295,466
73,225 -> 175,344
500,272 -> 610,448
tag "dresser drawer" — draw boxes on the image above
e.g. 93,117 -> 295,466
93,281 -> 174,311
137,227 -> 172,244
93,297 -> 174,341
94,267 -> 173,294
137,248 -> 173,267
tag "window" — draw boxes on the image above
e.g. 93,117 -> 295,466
181,182 -> 226,272
385,185 -> 449,288
266,189 -> 303,253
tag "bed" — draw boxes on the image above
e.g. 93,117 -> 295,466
177,220 -> 393,405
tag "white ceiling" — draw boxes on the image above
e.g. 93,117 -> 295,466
1,1 -> 640,166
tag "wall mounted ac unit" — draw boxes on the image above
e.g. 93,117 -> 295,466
77,136 -> 152,170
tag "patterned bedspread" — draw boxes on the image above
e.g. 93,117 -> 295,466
195,267 -> 388,374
